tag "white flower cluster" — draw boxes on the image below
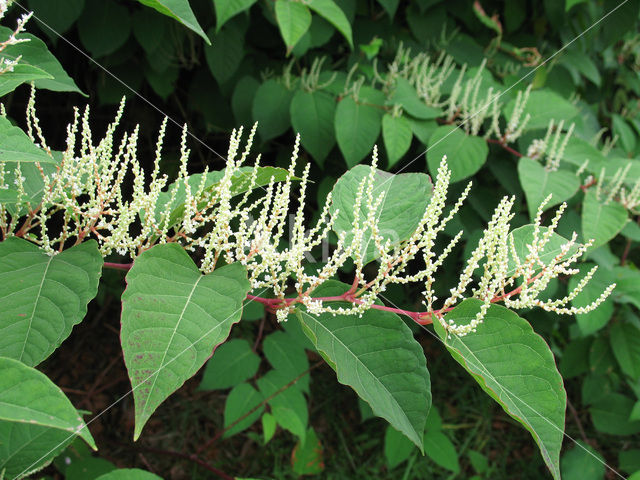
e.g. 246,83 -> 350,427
440,196 -> 615,336
594,163 -> 640,211
0,2 -> 32,75
525,119 -> 575,171
487,85 -> 531,143
0,94 -> 614,335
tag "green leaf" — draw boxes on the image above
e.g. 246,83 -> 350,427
0,26 -> 84,94
424,430 -> 460,473
307,0 -> 353,48
275,0 -> 312,51
567,264 -> 614,336
0,188 -> 19,203
427,125 -> 488,183
329,164 -> 431,264
257,370 -> 308,441
610,323 -> 640,380
232,76 -> 260,127
382,113 -> 412,167
296,281 -> 431,449
384,425 -> 415,469
96,469 -> 163,480
503,89 -> 579,130
0,63 -> 53,97
507,224 -> 580,277
0,116 -> 56,164
151,166 -> 292,228
262,412 -> 276,444
263,331 -> 310,393
517,157 -> 580,220
0,238 -> 103,366
223,382 -> 264,437
27,0 -> 85,36
612,114 -> 637,154
121,244 -> 250,439
290,90 -> 336,165
590,393 -> 640,435
214,0 -> 257,31
582,191 -> 628,249
133,9 -> 168,54
560,441 -> 605,480
435,300 -> 566,479
559,338 -> 592,379
565,0 -> 588,10
376,0 -> 399,19
0,357 -> 96,478
198,339 -> 261,391
1,157 -> 61,216
136,0 -> 210,45
291,428 -> 324,475
613,266 -> 640,310
252,79 -> 294,141
389,78 -> 442,120
78,0 -> 131,58
559,50 -> 601,87
335,96 -> 383,167
65,457 -> 115,479
205,19 -> 247,86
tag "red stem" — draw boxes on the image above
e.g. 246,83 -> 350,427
486,138 -> 523,158
103,262 -> 133,271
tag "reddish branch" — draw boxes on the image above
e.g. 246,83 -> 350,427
486,138 -> 523,158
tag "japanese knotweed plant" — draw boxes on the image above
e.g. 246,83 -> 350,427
0,94 -> 614,479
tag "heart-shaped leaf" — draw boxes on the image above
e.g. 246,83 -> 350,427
330,164 -> 431,264
517,157 -> 580,220
121,244 -> 250,439
582,191 -> 628,249
427,125 -> 488,183
0,238 -> 103,366
290,89 -> 336,165
382,113 -> 412,167
335,96 -> 383,167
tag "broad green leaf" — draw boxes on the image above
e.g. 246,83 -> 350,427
620,450 -> 640,474
295,281 -> 431,449
559,50 -> 601,87
0,238 -> 103,366
0,357 -> 96,478
517,157 -> 580,220
78,0 -> 131,58
290,89 -> 336,165
65,457 -> 115,479
503,89 -> 579,130
376,0 -> 399,19
0,63 -> 53,97
205,18 -> 247,86
335,96 -> 383,167
136,0 -> 210,44
566,0 -> 588,10
223,382 -> 264,437
121,244 -> 250,439
262,412 -> 276,444
423,430 -> 460,473
308,0 -> 353,48
559,338 -> 591,379
590,393 -> 640,435
0,27 -> 84,94
382,113 -> 412,167
389,78 -> 442,120
613,266 -> 640,310
198,339 -> 260,391
257,370 -> 308,441
252,79 -> 294,141
567,264 -> 614,336
96,469 -> 163,480
562,136 -> 606,171
427,125 -> 488,183
0,116 -> 56,164
329,164 -> 431,264
151,166 -> 292,227
232,76 -> 260,127
560,441 -> 605,480
27,0 -> 85,36
132,9 -> 168,53
384,425 -> 414,469
507,224 -> 580,277
408,118 -> 438,145
582,191 -> 628,249
435,300 -> 566,479
0,188 -> 19,203
214,0 -> 257,31
1,156 -> 61,216
275,0 -> 312,51
291,428 -> 324,475
610,323 -> 640,380
612,114 -> 636,154
263,331 -> 310,393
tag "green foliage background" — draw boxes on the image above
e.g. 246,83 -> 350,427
1,0 -> 640,478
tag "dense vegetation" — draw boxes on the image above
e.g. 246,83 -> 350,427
1,0 -> 639,479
